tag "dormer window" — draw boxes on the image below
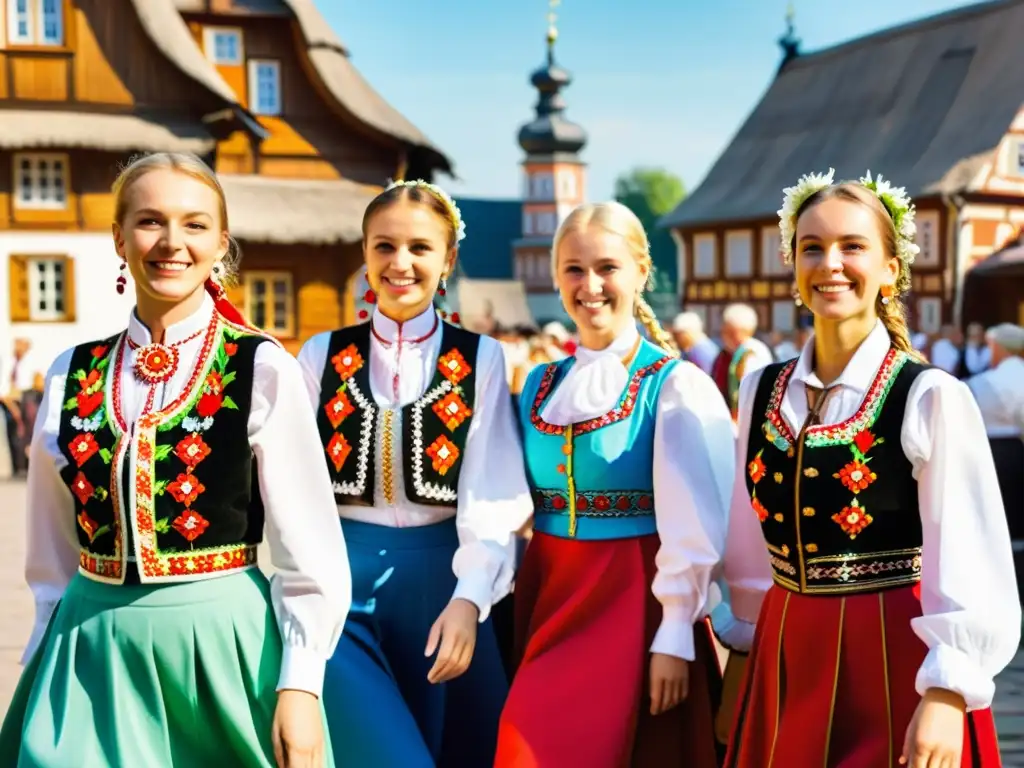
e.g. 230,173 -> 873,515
204,27 -> 244,66
6,0 -> 63,46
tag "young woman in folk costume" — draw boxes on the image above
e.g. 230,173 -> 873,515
297,180 -> 532,767
722,169 -> 1020,768
494,202 -> 737,768
0,152 -> 351,767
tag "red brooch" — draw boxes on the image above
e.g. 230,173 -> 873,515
132,343 -> 180,385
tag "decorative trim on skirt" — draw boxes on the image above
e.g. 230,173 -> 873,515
725,583 -> 1002,767
0,569 -> 332,767
495,531 -> 722,768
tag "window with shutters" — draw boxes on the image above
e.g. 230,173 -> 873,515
245,271 -> 294,337
6,0 -> 63,46
8,254 -> 75,322
248,59 -> 282,116
914,210 -> 940,267
14,153 -> 69,210
725,230 -> 753,277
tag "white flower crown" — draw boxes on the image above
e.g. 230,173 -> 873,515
777,168 -> 921,269
386,179 -> 467,243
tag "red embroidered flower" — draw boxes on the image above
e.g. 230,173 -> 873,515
752,497 -> 769,523
90,345 -> 109,359
224,342 -> 238,357
71,472 -> 94,506
834,460 -> 876,493
77,509 -> 102,542
76,390 -> 104,418
332,345 -> 364,381
832,500 -> 873,539
137,439 -> 153,463
432,392 -> 472,431
594,495 -> 611,511
326,433 -> 352,472
135,473 -> 152,498
748,451 -> 766,484
853,429 -> 877,457
324,391 -> 355,429
426,435 -> 460,475
205,372 -> 224,395
68,434 -> 99,466
78,369 -> 101,391
175,435 -> 211,468
167,473 -> 205,506
172,510 -> 210,542
437,349 -> 471,386
576,495 -> 589,511
552,495 -> 567,510
196,392 -> 223,418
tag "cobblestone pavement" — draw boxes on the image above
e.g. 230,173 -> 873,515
1,478 -> 1023,764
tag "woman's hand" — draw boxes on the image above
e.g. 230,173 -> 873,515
425,598 -> 479,684
900,687 -> 966,767
649,652 -> 690,715
272,689 -> 325,768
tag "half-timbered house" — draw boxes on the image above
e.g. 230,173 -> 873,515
660,0 -> 1024,337
1,0 -> 450,370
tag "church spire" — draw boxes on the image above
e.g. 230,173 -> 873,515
778,2 -> 801,72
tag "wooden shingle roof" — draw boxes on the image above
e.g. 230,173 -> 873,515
661,0 -> 1024,229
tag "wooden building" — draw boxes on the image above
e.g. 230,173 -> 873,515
1,0 -> 450,369
660,0 -> 1024,337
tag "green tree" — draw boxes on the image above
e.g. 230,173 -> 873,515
614,168 -> 686,317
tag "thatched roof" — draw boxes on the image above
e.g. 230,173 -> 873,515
0,110 -> 215,153
661,0 -> 1024,229
221,174 -> 379,244
280,0 -> 452,175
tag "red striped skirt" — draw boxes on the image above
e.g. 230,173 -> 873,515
495,531 -> 721,768
726,584 -> 1002,767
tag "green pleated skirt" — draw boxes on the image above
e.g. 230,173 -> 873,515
0,568 -> 333,767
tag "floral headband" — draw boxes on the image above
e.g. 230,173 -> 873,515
385,179 -> 467,244
777,168 -> 920,270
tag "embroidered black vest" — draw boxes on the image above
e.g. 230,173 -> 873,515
316,320 -> 480,507
57,312 -> 270,585
744,349 -> 930,595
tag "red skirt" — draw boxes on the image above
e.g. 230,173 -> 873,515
726,584 -> 1002,767
495,531 -> 721,768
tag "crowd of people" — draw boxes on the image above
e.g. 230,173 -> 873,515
0,152 -> 1022,768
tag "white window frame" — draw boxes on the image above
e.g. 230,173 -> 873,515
914,210 -> 941,268
761,226 -> 786,276
6,0 -> 62,45
14,152 -> 69,210
204,26 -> 244,66
27,256 -> 68,321
725,230 -> 753,277
248,59 -> 282,116
245,271 -> 294,337
693,233 -> 716,278
916,297 -> 942,334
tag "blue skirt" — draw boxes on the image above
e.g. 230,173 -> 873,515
324,518 -> 508,768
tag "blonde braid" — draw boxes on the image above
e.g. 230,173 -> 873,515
634,295 -> 679,356
878,294 -> 926,362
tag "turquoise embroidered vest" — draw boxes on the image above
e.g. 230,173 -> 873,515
56,310 -> 271,585
520,339 -> 677,541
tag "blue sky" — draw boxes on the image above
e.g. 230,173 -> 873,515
325,0 -> 974,200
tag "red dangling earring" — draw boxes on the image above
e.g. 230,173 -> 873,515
358,270 -> 376,321
116,260 -> 127,295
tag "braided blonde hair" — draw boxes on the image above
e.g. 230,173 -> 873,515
551,202 -> 678,355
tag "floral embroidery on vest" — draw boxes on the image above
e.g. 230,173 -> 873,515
322,343 -> 374,490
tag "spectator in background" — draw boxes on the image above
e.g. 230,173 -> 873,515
540,321 -> 573,360
957,321 -> 991,379
768,330 -> 799,362
719,303 -> 774,419
967,323 -> 1024,548
671,311 -> 719,375
929,324 -> 962,374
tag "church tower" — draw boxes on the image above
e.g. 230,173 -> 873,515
513,0 -> 587,315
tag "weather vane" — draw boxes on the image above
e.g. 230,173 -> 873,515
547,0 -> 560,45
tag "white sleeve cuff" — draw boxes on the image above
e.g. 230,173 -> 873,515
277,645 -> 327,697
709,601 -> 757,653
451,571 -> 495,623
915,644 -> 995,712
650,608 -> 696,661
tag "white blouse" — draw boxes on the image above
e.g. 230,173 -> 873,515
539,323 -> 736,662
297,306 -> 533,622
723,319 -> 1021,710
24,294 -> 351,697
967,356 -> 1024,439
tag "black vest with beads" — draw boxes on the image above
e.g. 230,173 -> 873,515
743,348 -> 931,595
315,321 -> 480,507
